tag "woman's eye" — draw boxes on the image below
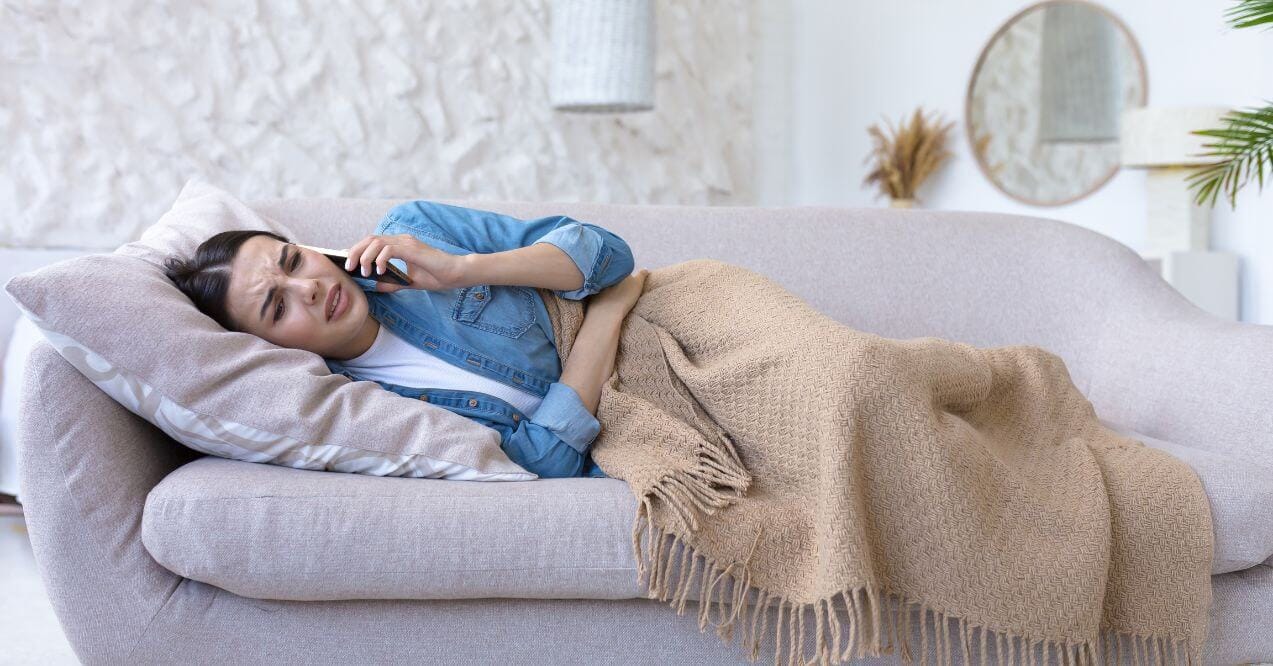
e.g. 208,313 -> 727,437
273,250 -> 301,322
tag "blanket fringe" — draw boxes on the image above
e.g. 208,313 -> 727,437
632,508 -> 1204,666
631,424 -> 751,584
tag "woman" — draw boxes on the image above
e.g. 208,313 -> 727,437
162,200 -> 647,479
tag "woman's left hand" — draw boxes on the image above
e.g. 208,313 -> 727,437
344,234 -> 467,293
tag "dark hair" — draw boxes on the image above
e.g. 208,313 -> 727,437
163,229 -> 291,331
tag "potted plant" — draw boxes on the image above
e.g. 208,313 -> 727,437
1188,0 -> 1272,209
863,107 -> 955,208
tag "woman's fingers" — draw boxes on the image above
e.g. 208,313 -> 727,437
350,236 -> 388,276
344,237 -> 372,271
369,239 -> 388,277
374,244 -> 397,276
346,234 -> 423,279
343,236 -> 376,276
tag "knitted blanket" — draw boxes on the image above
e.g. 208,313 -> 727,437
538,259 -> 1213,666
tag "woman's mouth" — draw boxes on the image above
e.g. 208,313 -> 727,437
327,284 -> 345,321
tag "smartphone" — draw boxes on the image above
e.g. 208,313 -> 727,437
295,244 -> 412,286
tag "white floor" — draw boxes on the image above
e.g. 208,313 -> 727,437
1,513 -> 79,665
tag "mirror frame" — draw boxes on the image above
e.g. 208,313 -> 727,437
964,0 -> 1148,207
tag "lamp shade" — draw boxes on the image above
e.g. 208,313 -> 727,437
1120,106 -> 1232,167
550,0 -> 655,113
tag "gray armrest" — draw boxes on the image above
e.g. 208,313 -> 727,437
18,341 -> 201,664
1085,241 -> 1273,469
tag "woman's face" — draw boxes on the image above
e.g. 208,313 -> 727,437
225,235 -> 374,359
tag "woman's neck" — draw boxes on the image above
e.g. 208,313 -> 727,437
342,314 -> 381,360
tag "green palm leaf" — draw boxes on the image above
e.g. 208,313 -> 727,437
1225,0 -> 1273,28
1186,103 -> 1273,209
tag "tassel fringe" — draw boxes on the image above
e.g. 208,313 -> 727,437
632,488 -> 1203,666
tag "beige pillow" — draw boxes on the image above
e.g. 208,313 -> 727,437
4,179 -> 536,481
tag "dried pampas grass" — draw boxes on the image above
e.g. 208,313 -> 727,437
863,107 -> 955,204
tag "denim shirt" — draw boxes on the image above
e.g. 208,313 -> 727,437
325,201 -> 635,479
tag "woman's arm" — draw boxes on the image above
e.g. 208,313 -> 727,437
494,269 -> 647,477
557,270 -> 649,414
558,306 -> 625,414
355,201 -> 636,299
460,243 -> 584,292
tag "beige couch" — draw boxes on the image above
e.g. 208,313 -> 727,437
16,199 -> 1273,664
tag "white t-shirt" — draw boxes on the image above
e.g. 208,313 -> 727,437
340,323 -> 544,416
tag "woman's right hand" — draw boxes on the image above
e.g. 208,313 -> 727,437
587,269 -> 649,319
344,233 -> 465,293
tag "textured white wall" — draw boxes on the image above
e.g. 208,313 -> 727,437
785,0 -> 1273,325
2,0 -> 754,249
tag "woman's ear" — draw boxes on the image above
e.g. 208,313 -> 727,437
374,281 -> 404,293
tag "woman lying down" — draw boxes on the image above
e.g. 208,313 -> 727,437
162,200 -> 1214,665
163,200 -> 646,479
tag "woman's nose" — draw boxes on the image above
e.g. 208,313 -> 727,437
295,278 -> 320,303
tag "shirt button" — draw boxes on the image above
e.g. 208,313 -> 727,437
512,413 -> 520,422
474,292 -> 485,300
468,398 -> 478,407
419,395 -> 429,403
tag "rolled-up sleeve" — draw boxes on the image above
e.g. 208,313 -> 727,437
533,222 -> 635,300
379,201 -> 635,301
498,382 -> 602,478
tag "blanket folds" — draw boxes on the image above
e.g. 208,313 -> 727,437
538,259 -> 1213,666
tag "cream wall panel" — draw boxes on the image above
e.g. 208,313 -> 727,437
2,0 -> 754,249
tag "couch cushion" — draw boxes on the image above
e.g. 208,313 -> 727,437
1101,418 -> 1273,575
145,419 -> 1273,603
143,456 -> 645,601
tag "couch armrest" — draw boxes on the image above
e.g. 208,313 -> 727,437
18,341 -> 201,664
1085,244 -> 1273,469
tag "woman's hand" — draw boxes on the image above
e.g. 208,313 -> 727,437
344,234 -> 466,293
587,268 -> 650,319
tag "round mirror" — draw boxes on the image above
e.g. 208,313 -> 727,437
966,1 -> 1146,206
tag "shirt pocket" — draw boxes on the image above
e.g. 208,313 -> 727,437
451,284 -> 537,339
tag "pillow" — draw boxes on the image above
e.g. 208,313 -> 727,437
0,314 -> 45,502
0,246 -> 96,501
4,178 -> 536,482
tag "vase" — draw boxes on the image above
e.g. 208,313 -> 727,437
889,198 -> 916,209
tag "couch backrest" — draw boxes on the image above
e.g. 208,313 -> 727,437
250,198 -> 1159,394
